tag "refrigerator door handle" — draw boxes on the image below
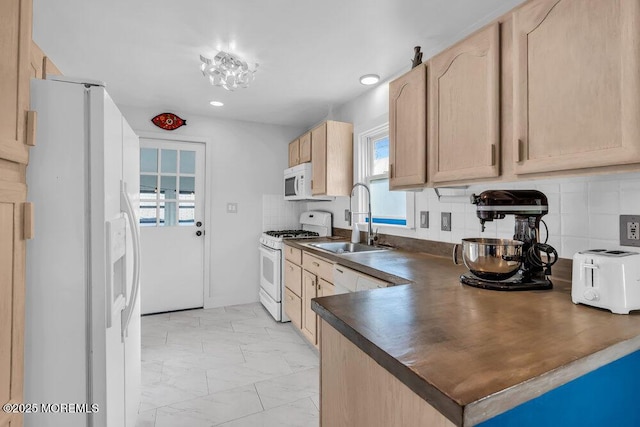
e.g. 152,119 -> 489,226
120,181 -> 141,338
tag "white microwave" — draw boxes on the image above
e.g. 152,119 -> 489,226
284,163 -> 332,201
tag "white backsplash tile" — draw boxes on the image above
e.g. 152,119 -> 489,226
262,195 -> 306,231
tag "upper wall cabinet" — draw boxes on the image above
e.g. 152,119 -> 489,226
429,23 -> 500,183
288,138 -> 299,167
0,0 -> 32,165
513,0 -> 640,174
299,131 -> 311,164
311,120 -> 353,196
389,64 -> 427,190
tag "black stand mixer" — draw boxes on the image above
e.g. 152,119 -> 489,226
456,190 -> 558,291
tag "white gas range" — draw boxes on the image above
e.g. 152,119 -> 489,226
258,211 -> 332,322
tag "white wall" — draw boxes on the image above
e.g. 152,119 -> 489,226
120,105 -> 303,308
312,82 -> 640,259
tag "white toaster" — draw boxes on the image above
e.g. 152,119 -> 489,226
572,249 -> 640,314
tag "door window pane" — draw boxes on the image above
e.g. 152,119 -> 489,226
140,175 -> 157,196
159,176 -> 177,199
179,202 -> 195,226
180,150 -> 196,174
179,176 -> 195,200
140,202 -> 157,226
161,149 -> 177,173
140,148 -> 158,173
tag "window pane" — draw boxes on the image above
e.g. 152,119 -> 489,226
179,202 -> 195,226
159,176 -> 177,199
140,202 -> 157,226
180,150 -> 196,174
140,175 -> 157,196
179,176 -> 195,200
160,201 -> 178,226
372,136 -> 389,175
370,178 -> 406,221
140,148 -> 158,173
161,149 -> 177,173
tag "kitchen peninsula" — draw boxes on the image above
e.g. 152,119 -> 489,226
309,249 -> 640,426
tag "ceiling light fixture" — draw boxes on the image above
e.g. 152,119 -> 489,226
200,52 -> 258,91
209,101 -> 224,107
359,74 -> 380,85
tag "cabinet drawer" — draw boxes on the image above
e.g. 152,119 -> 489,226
284,245 -> 302,264
303,252 -> 333,280
284,260 -> 302,297
284,288 -> 302,329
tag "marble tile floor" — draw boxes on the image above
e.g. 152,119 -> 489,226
136,303 -> 320,427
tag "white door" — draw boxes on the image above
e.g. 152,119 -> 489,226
139,138 -> 206,314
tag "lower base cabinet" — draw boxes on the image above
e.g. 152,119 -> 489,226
284,287 -> 302,329
320,321 -> 454,427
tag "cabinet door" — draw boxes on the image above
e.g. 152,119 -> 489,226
0,188 -> 27,427
311,123 -> 327,195
318,278 -> 335,297
301,270 -> 317,345
284,260 -> 302,297
288,139 -> 299,167
299,132 -> 311,163
430,24 -> 500,183
0,0 -> 31,165
284,288 -> 302,329
513,0 -> 640,174
389,64 -> 427,189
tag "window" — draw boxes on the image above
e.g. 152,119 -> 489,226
356,123 -> 414,228
140,148 -> 196,227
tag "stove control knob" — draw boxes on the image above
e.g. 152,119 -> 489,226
583,289 -> 599,301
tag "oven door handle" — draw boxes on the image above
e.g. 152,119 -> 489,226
259,244 -> 279,260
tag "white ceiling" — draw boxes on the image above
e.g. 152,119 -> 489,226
33,0 -> 524,129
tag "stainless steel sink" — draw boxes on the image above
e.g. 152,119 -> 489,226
307,242 -> 389,254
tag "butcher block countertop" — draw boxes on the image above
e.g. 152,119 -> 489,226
287,240 -> 640,426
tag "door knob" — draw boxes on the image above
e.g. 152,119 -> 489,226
196,230 -> 203,237
196,221 -> 202,227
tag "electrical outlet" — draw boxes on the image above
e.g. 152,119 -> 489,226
420,211 -> 429,228
441,212 -> 451,232
227,203 -> 238,214
620,215 -> 640,247
345,209 -> 351,222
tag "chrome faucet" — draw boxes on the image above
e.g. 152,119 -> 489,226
349,183 -> 373,245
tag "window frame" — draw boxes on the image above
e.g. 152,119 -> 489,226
355,121 -> 415,231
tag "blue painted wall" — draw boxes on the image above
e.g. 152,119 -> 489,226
478,349 -> 640,427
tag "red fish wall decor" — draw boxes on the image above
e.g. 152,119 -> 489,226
151,113 -> 187,131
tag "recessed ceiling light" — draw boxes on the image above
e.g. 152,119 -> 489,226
359,74 -> 380,85
209,101 -> 224,107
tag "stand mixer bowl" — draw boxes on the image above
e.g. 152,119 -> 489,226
454,238 -> 524,281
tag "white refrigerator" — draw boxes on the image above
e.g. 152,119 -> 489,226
25,77 -> 141,427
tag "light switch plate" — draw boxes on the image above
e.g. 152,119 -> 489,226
420,211 -> 429,228
620,214 -> 640,247
441,212 -> 451,232
227,203 -> 238,214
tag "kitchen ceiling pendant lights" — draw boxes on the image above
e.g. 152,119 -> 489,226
359,74 -> 380,85
200,52 -> 258,91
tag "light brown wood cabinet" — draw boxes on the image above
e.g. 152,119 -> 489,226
299,132 -> 311,164
288,138 -> 299,167
429,23 -> 500,183
284,245 -> 334,347
0,0 -> 33,425
311,121 -> 353,196
288,132 -> 311,168
513,0 -> 640,174
389,64 -> 427,190
29,41 -> 62,80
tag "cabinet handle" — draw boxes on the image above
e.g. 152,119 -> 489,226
490,144 -> 496,166
26,110 -> 37,147
389,163 -> 394,178
312,262 -> 320,267
516,139 -> 526,163
318,283 -> 322,290
310,179 -> 313,189
336,268 -> 343,274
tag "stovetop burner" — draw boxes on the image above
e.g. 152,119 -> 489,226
264,229 -> 320,239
